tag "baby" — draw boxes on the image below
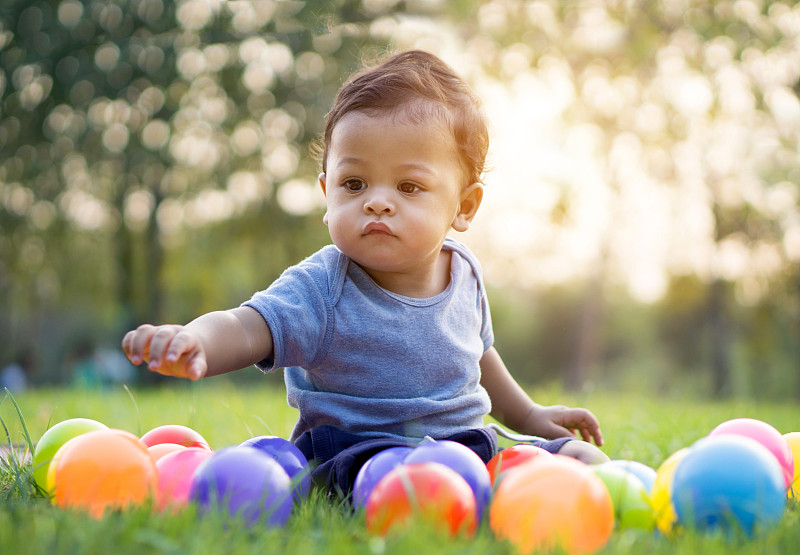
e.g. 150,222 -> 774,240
123,50 -> 608,494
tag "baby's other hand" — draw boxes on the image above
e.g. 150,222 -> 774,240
525,404 -> 609,464
526,404 -> 605,447
122,324 -> 207,380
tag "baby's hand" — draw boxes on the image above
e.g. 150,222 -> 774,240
122,324 -> 208,380
527,404 -> 605,446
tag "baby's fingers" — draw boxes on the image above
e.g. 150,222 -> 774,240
165,331 -> 208,380
564,408 -> 604,446
146,326 -> 183,371
164,330 -> 199,364
122,324 -> 157,365
578,427 -> 595,444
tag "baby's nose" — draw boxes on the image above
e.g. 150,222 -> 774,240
363,192 -> 394,214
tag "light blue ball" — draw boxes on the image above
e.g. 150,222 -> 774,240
605,459 -> 657,493
671,435 -> 786,537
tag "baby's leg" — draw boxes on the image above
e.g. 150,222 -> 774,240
558,440 -> 610,465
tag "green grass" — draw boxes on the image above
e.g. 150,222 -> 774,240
2,380 -> 800,554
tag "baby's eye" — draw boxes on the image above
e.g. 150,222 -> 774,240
398,182 -> 420,194
343,178 -> 366,192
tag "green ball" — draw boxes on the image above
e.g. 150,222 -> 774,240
33,418 -> 108,492
591,463 -> 655,530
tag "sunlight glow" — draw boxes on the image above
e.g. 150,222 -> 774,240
385,7 -> 800,304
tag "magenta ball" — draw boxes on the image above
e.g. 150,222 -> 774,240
404,439 -> 491,519
189,446 -> 293,527
239,435 -> 311,502
709,418 -> 794,488
155,447 -> 213,512
353,446 -> 413,509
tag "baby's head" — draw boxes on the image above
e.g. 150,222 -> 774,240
319,50 -> 489,188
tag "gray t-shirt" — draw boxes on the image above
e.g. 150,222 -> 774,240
243,237 -> 493,442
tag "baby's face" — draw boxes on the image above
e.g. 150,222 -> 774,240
320,110 -> 467,281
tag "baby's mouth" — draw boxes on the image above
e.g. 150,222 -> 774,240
363,221 -> 394,236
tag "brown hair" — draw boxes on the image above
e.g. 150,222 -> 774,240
317,50 -> 489,186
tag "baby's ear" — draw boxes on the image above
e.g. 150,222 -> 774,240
318,172 -> 327,195
319,173 -> 329,225
452,182 -> 483,232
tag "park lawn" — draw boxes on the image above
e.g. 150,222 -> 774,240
2,380 -> 800,554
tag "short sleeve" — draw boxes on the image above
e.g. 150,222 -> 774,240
242,262 -> 332,373
444,238 -> 494,353
479,282 -> 494,352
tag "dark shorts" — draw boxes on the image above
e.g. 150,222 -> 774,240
523,436 -> 574,454
294,425 -> 573,498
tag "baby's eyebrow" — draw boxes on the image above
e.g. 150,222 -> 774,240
398,162 -> 436,176
333,158 -> 436,177
337,156 -> 363,166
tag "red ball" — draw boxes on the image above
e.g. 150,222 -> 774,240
140,424 -> 211,451
486,444 -> 552,485
365,462 -> 477,537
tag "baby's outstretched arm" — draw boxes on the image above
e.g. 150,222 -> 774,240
122,307 -> 272,381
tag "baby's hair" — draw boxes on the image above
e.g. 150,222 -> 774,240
316,50 -> 489,186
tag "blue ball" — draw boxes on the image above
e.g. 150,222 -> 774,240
239,435 -> 311,502
190,446 -> 293,527
353,446 -> 413,510
605,459 -> 657,493
671,435 -> 786,536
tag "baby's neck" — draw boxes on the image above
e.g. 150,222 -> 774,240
362,249 -> 452,298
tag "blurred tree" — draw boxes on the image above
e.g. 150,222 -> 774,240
432,0 -> 800,395
0,0 -> 401,380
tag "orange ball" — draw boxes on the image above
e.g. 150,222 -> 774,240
365,462 -> 477,537
489,455 -> 613,555
486,444 -> 552,485
49,429 -> 158,518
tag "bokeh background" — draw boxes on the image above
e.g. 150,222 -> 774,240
1,0 -> 798,399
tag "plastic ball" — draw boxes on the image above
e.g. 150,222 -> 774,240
189,446 -> 293,527
486,444 -> 552,486
238,435 -> 311,502
154,447 -> 214,512
671,435 -> 786,537
140,424 -> 211,451
147,443 -> 187,463
489,455 -> 613,555
48,429 -> 157,518
591,463 -> 655,530
651,447 -> 690,535
365,462 -> 477,537
404,439 -> 491,519
782,432 -> 800,498
353,446 -> 413,510
708,418 -> 793,489
33,418 -> 108,492
605,459 -> 657,493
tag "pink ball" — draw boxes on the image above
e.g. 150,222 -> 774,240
155,447 -> 214,512
709,418 -> 794,488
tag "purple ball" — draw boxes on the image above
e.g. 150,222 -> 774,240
353,446 -> 413,509
403,439 -> 492,519
190,446 -> 293,527
239,435 -> 311,502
